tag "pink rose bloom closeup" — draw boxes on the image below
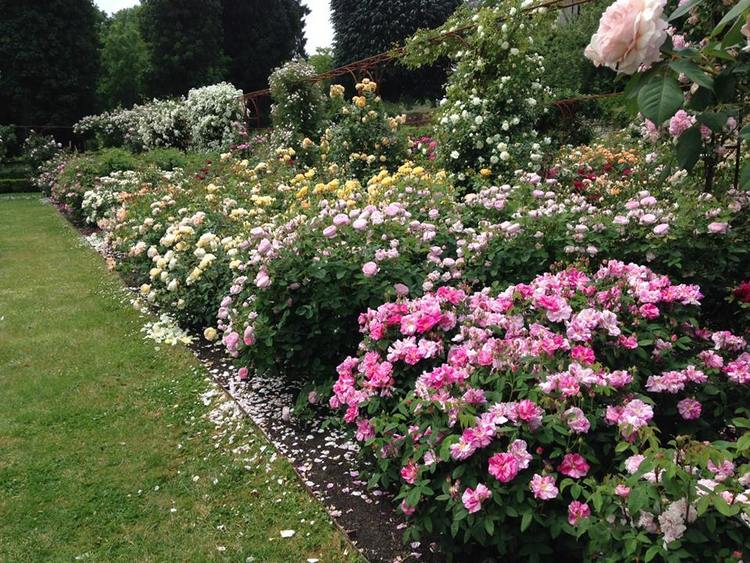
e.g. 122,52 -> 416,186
585,0 -> 668,75
488,452 -> 520,483
530,474 -> 559,500
362,261 -> 380,277
568,500 -> 591,526
677,398 -> 702,420
707,222 -> 729,234
615,484 -> 631,497
558,453 -> 591,479
461,483 -> 492,514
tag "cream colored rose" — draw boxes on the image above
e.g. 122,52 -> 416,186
585,0 -> 668,75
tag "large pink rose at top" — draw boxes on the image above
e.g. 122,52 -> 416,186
585,0 -> 668,75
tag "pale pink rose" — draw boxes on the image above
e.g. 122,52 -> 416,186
742,15 -> 750,49
707,222 -> 729,234
362,261 -> 379,277
530,474 -> 559,500
585,0 -> 668,75
255,270 -> 271,289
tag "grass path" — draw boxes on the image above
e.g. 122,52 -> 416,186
0,196 -> 358,562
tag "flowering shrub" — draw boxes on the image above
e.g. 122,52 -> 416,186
184,82 -> 245,151
403,0 -> 553,183
74,82 -> 244,153
333,261 -> 750,559
23,131 -> 63,171
587,0 -> 750,192
269,60 -> 326,142
322,79 -> 408,179
136,98 -> 191,151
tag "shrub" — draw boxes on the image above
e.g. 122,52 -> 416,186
136,98 -> 191,151
332,262 -> 750,560
402,0 -> 554,184
322,80 -> 409,179
184,82 -> 245,151
23,131 -> 63,171
269,60 -> 326,142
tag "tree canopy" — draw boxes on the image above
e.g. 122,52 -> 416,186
0,0 -> 101,126
98,7 -> 150,110
222,0 -> 309,93
140,0 -> 227,98
330,0 -> 461,100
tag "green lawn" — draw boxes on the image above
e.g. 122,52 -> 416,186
0,196 -> 359,562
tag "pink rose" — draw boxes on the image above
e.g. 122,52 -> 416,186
400,499 -> 416,516
707,222 -> 729,234
742,15 -> 750,49
615,484 -> 631,497
488,452 -> 519,483
237,367 -> 249,381
530,474 -> 559,500
255,270 -> 271,289
558,453 -> 590,479
568,500 -> 591,526
461,483 -> 492,513
323,225 -> 337,238
362,261 -> 379,277
400,460 -> 418,484
677,398 -> 702,420
585,0 -> 668,75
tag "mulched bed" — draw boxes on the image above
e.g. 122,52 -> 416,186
195,344 -> 442,563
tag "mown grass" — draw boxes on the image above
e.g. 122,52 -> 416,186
0,196 -> 360,562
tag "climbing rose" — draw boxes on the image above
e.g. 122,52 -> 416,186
585,0 -> 668,75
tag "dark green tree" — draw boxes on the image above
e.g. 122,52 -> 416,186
140,0 -> 227,97
330,0 -> 461,100
221,0 -> 309,93
0,0 -> 101,127
98,7 -> 150,110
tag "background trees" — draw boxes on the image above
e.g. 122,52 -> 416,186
98,7 -> 150,110
0,0 -> 101,127
330,0 -> 461,101
222,0 -> 309,93
140,0 -> 227,98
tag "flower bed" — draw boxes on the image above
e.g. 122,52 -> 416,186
332,261 -> 750,559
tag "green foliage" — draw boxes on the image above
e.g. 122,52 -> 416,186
98,7 -> 150,110
308,47 -> 335,76
0,0 -> 100,126
330,0 -> 461,100
140,0 -> 227,97
269,60 -> 327,141
222,0 -> 309,92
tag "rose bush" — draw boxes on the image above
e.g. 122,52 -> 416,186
332,261 -> 750,559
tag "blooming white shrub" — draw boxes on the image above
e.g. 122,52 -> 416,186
184,82 -> 245,151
